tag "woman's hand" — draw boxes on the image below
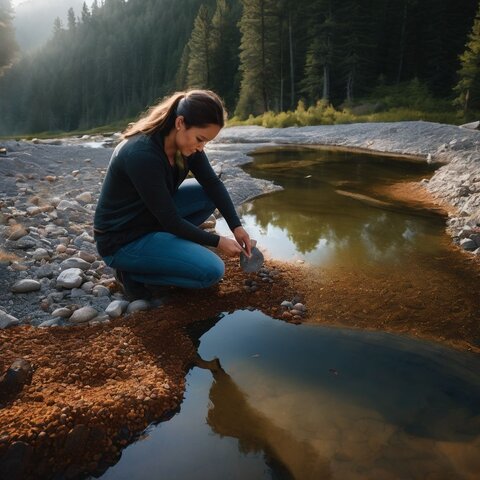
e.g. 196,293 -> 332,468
217,236 -> 244,257
233,226 -> 251,257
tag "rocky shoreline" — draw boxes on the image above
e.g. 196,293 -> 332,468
1,120 -> 479,329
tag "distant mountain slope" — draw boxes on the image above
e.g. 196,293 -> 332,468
13,0 -> 86,51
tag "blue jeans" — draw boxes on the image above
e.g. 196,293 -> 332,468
102,179 -> 224,288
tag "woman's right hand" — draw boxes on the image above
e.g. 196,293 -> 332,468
217,236 -> 244,257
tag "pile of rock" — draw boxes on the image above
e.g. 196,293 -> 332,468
280,299 -> 307,323
0,158 -> 162,330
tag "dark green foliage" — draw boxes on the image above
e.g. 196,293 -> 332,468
454,0 -> 480,113
186,4 -> 212,89
0,0 -> 478,134
0,0 -> 209,134
235,0 -> 282,117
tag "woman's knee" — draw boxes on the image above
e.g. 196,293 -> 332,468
201,256 -> 225,287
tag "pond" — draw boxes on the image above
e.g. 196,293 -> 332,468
96,310 -> 480,480
217,147 -> 443,268
94,147 -> 480,479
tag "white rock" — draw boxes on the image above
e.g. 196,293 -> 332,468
69,306 -> 98,324
126,300 -> 150,314
60,258 -> 91,271
11,279 -> 41,293
52,307 -> 72,318
39,318 -> 61,328
75,192 -> 93,203
0,310 -> 20,328
56,200 -> 81,211
105,300 -> 129,318
293,303 -> 306,312
56,268 -> 84,289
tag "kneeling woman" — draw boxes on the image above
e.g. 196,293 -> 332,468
94,89 -> 251,299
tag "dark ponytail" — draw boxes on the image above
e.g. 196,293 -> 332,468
123,89 -> 226,139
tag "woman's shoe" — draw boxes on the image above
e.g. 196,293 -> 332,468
113,269 -> 152,301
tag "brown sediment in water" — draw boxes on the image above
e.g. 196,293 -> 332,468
373,180 -> 457,216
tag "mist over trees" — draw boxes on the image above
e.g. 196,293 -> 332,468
0,0 -> 18,70
0,0 -> 478,135
12,0 -> 86,52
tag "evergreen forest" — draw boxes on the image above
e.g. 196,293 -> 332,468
0,0 -> 480,135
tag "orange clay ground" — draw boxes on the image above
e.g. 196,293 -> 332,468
1,181 -> 480,479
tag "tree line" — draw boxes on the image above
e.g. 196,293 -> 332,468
0,0 -> 479,135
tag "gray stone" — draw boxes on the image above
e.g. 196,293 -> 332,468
11,279 -> 41,293
105,300 -> 129,318
471,233 -> 480,247
126,300 -> 150,314
93,285 -> 110,297
75,192 -> 93,203
56,268 -> 84,289
0,310 -> 20,328
460,120 -> 480,130
460,237 -> 477,251
56,199 -> 82,211
12,235 -> 37,250
69,306 -> 98,324
60,257 -> 90,271
38,318 -> 61,328
281,301 -> 294,309
70,288 -> 88,298
32,248 -> 50,260
293,303 -> 306,312
78,251 -> 97,263
35,264 -> 56,279
45,224 -> 68,237
52,307 -> 72,318
81,281 -> 94,293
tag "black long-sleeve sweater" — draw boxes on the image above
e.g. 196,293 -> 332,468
93,131 -> 241,257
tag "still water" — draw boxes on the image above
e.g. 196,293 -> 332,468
96,148 -> 480,479
217,147 -> 443,267
98,311 -> 480,480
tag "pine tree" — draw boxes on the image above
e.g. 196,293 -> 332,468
210,0 -> 241,109
186,4 -> 212,88
235,0 -> 281,118
454,0 -> 480,113
67,7 -> 77,31
301,0 -> 336,103
175,43 -> 190,89
337,0 -> 376,103
0,0 -> 18,70
81,2 -> 91,23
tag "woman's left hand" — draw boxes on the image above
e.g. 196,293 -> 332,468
233,226 -> 252,257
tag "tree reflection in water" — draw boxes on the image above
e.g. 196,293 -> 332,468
194,356 -> 331,480
237,148 -> 444,265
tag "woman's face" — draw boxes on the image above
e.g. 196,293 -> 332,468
175,117 -> 221,157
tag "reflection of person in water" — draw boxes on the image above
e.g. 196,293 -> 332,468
194,355 -> 330,479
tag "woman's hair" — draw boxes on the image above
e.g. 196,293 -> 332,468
122,89 -> 227,138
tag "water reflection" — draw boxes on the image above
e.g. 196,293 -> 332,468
97,311 -> 480,480
207,364 -> 330,479
217,148 -> 444,267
